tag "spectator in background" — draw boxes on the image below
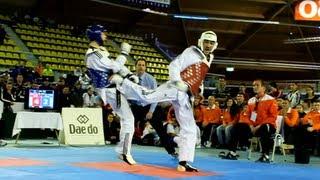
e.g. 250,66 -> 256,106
34,62 -> 44,78
70,81 -> 84,107
287,82 -> 301,108
296,104 -> 306,119
222,104 -> 253,159
235,93 -> 246,109
222,79 -> 278,161
193,95 -> 204,128
105,113 -> 121,144
57,86 -> 72,112
166,107 -> 180,137
13,73 -> 26,102
95,96 -> 119,145
39,77 -> 53,90
268,82 -> 282,98
201,96 -> 221,147
146,101 -> 177,157
10,61 -> 27,79
55,76 -> 66,93
216,97 -> 238,148
296,101 -> 320,158
239,83 -> 249,100
0,81 -> 16,139
280,99 -> 299,144
73,67 -> 82,77
79,67 -> 91,90
302,86 -> 319,108
214,77 -> 231,108
141,121 -> 159,146
1,81 -> 16,112
248,79 -> 277,163
130,58 -> 158,130
82,86 -> 96,107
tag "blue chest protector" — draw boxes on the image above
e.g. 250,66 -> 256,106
87,68 -> 113,88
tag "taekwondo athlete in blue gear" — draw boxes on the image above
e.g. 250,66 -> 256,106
85,24 -> 139,165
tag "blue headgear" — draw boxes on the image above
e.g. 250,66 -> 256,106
86,25 -> 106,46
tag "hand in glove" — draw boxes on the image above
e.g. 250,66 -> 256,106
171,81 -> 189,92
121,42 -> 132,55
109,74 -> 124,84
127,74 -> 139,84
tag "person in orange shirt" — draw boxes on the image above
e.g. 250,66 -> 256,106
294,101 -> 320,161
302,101 -> 320,132
248,79 -> 278,163
216,97 -> 238,147
201,96 -> 221,147
193,95 -> 204,127
221,104 -> 253,159
221,80 -> 277,162
280,99 -> 299,144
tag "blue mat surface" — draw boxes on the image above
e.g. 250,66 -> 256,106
0,146 -> 319,179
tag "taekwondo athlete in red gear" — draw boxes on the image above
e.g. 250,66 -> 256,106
85,25 -> 139,165
116,31 -> 218,172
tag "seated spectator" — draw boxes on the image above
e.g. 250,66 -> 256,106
166,106 -> 179,137
214,77 -> 231,108
57,86 -> 72,112
302,86 -> 319,109
296,104 -> 306,119
82,86 -> 96,107
239,83 -> 250,101
79,67 -> 91,90
55,76 -> 66,93
70,81 -> 84,107
105,113 -> 120,144
279,99 -> 299,144
302,101 -> 320,149
39,77 -> 54,90
216,97 -> 238,148
95,96 -> 117,144
268,82 -> 282,98
287,82 -> 301,108
224,104 -> 253,156
193,95 -> 204,128
141,121 -> 159,146
201,96 -> 221,147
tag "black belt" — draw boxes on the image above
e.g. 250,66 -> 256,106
106,84 -> 121,108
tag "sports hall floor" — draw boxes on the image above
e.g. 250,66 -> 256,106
0,139 -> 319,180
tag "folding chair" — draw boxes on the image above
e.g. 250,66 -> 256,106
271,115 -> 294,162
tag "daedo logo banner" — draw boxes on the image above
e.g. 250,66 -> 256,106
295,0 -> 320,21
61,108 -> 105,145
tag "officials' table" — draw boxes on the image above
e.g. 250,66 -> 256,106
12,111 -> 63,145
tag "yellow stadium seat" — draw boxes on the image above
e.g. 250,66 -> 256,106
13,53 -> 20,59
0,45 -> 6,51
14,46 -> 20,51
5,52 -> 13,58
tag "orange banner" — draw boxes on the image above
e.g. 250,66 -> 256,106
295,0 -> 320,21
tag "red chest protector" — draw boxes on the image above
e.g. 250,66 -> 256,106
180,62 -> 209,96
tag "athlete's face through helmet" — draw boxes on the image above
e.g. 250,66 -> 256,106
86,25 -> 107,46
198,31 -> 218,55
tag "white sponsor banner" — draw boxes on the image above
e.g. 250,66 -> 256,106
62,108 -> 105,145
